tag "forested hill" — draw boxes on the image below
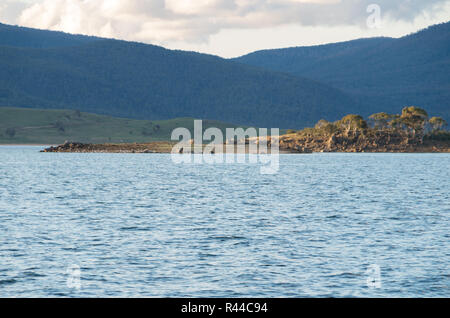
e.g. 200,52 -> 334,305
234,22 -> 450,123
0,23 -> 100,48
0,23 -> 360,129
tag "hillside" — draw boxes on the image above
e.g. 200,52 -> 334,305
0,107 -> 243,144
234,22 -> 450,122
0,23 -> 360,129
0,23 -> 100,48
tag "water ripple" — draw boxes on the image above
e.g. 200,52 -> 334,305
0,147 -> 449,297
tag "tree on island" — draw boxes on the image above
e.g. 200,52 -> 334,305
314,119 -> 338,135
429,117 -> 447,132
369,112 -> 393,129
338,114 -> 368,135
386,115 -> 402,130
298,106 -> 448,145
399,106 -> 429,141
315,119 -> 330,129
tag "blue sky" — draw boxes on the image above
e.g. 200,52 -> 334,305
1,0 -> 449,57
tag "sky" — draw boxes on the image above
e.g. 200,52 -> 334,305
1,0 -> 450,58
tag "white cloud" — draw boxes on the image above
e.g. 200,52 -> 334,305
2,0 -> 449,56
165,0 -> 222,15
0,0 -> 30,24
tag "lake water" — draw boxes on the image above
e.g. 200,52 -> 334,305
0,146 -> 449,297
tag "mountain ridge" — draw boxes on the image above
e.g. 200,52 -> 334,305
0,22 -> 360,128
234,22 -> 450,122
1,21 -> 448,128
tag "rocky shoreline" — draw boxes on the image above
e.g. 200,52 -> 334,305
41,133 -> 450,154
41,141 -> 175,153
41,141 -> 289,154
279,130 -> 450,153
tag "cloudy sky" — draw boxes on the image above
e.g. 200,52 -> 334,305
1,0 -> 449,57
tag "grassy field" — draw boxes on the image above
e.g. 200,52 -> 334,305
0,107 -> 248,145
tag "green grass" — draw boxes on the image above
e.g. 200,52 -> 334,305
0,107 -> 248,144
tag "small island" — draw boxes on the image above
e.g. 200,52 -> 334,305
42,107 -> 450,154
279,107 -> 450,153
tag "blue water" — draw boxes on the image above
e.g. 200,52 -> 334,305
0,146 -> 449,297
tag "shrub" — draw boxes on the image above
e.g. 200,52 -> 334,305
426,131 -> 450,141
5,128 -> 16,138
338,114 -> 368,131
315,119 -> 329,129
429,117 -> 447,131
369,112 -> 393,129
54,121 -> 65,132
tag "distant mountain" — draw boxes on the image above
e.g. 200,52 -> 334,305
234,22 -> 450,122
0,23 -> 360,129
